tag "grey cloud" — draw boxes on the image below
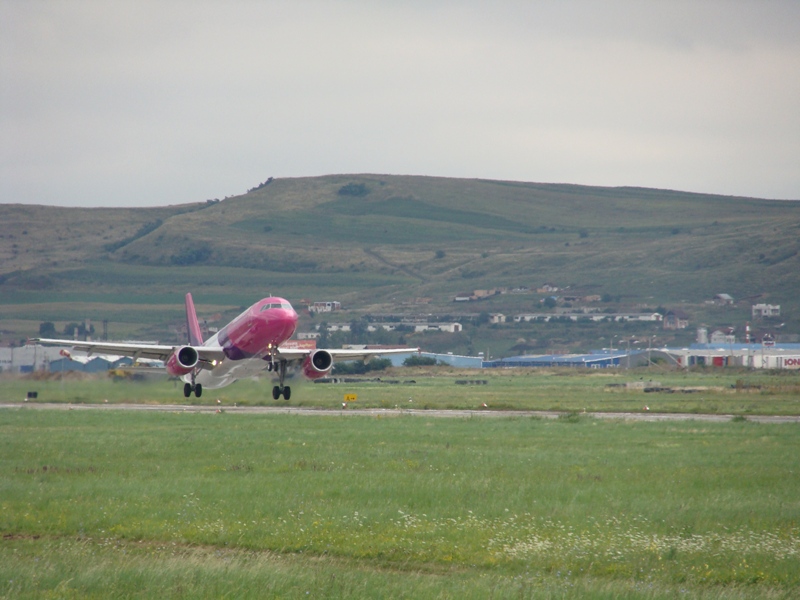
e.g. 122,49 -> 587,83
1,0 -> 799,206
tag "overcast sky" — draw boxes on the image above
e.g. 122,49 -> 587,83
2,1 -> 799,207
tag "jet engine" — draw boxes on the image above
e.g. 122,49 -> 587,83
301,350 -> 333,380
166,346 -> 200,376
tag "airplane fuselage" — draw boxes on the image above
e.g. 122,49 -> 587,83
215,297 -> 298,359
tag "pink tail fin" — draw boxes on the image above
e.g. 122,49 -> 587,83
185,293 -> 204,345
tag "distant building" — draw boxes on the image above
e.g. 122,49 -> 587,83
752,303 -> 780,318
453,289 -> 500,302
373,322 -> 463,333
413,322 -> 462,333
297,332 -> 321,340
0,345 -> 64,373
714,293 -> 734,305
709,328 -> 736,344
49,355 -> 133,373
663,309 -> 690,330
514,312 -> 662,324
317,322 -> 462,334
309,301 -> 341,313
280,340 -> 317,351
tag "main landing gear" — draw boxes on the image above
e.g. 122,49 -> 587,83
271,358 -> 291,400
183,382 -> 203,398
183,372 -> 202,398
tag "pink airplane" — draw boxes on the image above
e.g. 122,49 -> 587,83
36,293 -> 417,400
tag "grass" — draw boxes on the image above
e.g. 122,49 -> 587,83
3,367 -> 800,415
0,407 -> 798,598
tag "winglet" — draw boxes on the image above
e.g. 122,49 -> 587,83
185,293 -> 204,345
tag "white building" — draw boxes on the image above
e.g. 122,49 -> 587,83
316,322 -> 462,334
309,301 -> 341,313
411,323 -> 462,333
513,312 -> 662,323
668,347 -> 800,370
709,329 -> 736,344
752,304 -> 780,318
297,332 -> 321,340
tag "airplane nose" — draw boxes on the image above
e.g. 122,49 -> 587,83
273,307 -> 298,331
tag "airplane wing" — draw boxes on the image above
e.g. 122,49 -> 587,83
33,338 -> 227,367
275,346 -> 419,363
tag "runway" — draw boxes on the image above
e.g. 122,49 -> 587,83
2,402 -> 799,423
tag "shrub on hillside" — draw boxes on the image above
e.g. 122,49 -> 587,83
338,183 -> 370,197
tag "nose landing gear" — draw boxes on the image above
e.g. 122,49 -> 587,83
271,358 -> 291,400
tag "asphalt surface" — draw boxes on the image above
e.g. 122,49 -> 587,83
2,402 -> 799,423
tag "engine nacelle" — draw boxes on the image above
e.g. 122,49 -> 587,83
166,346 -> 200,377
302,350 -> 333,380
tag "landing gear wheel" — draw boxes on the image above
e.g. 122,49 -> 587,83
184,380 -> 203,398
271,359 -> 291,400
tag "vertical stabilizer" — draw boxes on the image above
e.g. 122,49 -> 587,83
185,293 -> 204,345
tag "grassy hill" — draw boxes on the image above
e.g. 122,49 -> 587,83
1,174 -> 799,353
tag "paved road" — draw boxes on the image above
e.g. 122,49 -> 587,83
2,402 -> 799,423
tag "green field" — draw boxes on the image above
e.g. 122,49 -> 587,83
1,371 -> 800,598
1,411 -> 798,598
3,367 -> 800,415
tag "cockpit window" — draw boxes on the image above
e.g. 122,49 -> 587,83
261,302 -> 293,311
